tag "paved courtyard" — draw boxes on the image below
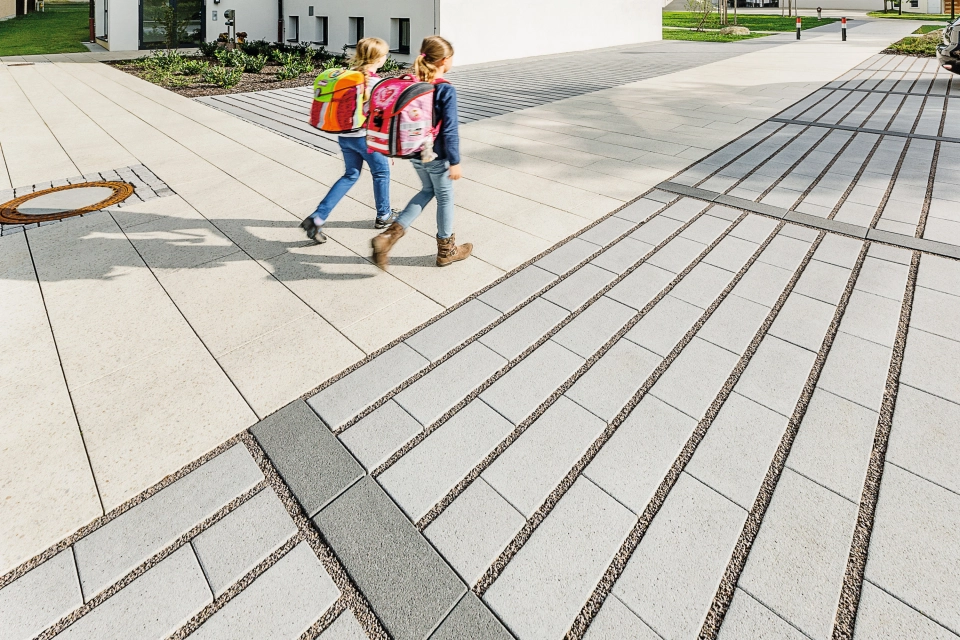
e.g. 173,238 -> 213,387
3,17 -> 957,640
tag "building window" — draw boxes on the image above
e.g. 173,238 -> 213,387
308,5 -> 313,16
348,16 -> 364,46
391,18 -> 410,55
314,16 -> 328,45
288,15 -> 299,42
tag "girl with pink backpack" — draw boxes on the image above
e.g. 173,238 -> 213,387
371,36 -> 472,269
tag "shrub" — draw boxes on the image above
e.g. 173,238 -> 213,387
241,53 -> 267,73
380,56 -> 407,73
202,64 -> 243,88
240,38 -> 273,57
179,59 -> 207,75
887,29 -> 942,56
275,58 -> 312,81
214,48 -> 247,67
197,41 -> 218,57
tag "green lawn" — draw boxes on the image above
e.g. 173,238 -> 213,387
0,4 -> 89,56
867,10 -> 952,20
914,23 -> 947,32
662,12 -> 838,31
886,28 -> 942,55
662,28 -> 769,42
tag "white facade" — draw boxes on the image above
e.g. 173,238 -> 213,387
91,0 -> 662,63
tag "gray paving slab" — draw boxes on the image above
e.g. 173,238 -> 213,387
854,581 -> 958,640
697,293 -> 770,356
192,489 -> 297,597
625,294 -> 703,357
646,236 -> 708,274
864,465 -> 960,635
717,589 -> 810,640
313,477 -> 467,640
566,339 -> 662,423
60,546 -> 211,640
839,289 -> 902,349
888,385 -> 960,496
483,477 -> 635,640
814,233 -> 864,270
379,400 -> 515,521
541,263 -> 618,312
404,300 -> 502,362
591,237 -> 655,275
585,396 -> 697,514
339,400 -> 422,472
793,258 -> 853,306
429,591 -> 513,640
0,550 -> 82,640
818,332 -> 893,412
917,254 -> 960,297
669,262 -> 737,309
911,286 -> 960,344
715,195 -> 788,220
424,479 -> 525,587
768,291 -> 836,353
787,388 -> 878,503
686,392 -> 789,510
628,214 -> 685,246
73,444 -> 263,599
482,397 -> 606,517
612,473 -> 746,640
606,263 -> 675,311
736,335 -> 816,418
251,401 -> 363,519
190,542 -> 339,640
552,296 -> 636,358
739,469 -> 858,640
731,261 -> 795,308
613,198 -> 665,224
318,609 -> 367,640
656,182 -> 719,203
855,256 -> 910,301
650,336 -> 740,421
479,340 -> 584,425
394,342 -> 507,427
584,595 -> 660,640
579,216 -> 637,247
532,240 -> 599,277
308,344 -> 429,431
757,235 -> 813,272
477,297 -> 568,360
701,234 -> 760,273
479,265 -> 557,312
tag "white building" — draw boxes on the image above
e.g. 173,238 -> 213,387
91,0 -> 661,66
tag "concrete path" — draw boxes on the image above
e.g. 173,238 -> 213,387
0,18 -> 925,633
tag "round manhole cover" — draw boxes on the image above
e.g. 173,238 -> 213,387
0,182 -> 135,224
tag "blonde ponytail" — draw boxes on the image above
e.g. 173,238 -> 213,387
414,36 -> 454,83
349,37 -> 389,71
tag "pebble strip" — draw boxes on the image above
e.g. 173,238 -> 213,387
566,230 -> 826,640
473,213 -> 782,596
698,241 -> 871,639
831,252 -> 920,640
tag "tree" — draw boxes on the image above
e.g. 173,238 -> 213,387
156,2 -> 190,49
686,0 -> 714,31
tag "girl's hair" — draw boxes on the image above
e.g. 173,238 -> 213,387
349,37 -> 389,71
414,36 -> 454,83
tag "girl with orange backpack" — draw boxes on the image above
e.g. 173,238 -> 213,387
371,36 -> 472,269
301,37 -> 396,244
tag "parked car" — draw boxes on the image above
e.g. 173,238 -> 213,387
938,18 -> 960,73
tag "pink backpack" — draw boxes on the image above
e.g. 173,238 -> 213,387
366,75 -> 447,158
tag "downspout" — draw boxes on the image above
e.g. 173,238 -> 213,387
89,0 -> 95,41
434,0 -> 440,34
277,0 -> 283,43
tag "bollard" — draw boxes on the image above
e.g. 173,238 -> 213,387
842,16 -> 847,41
797,16 -> 802,39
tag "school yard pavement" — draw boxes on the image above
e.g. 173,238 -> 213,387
4,17 -> 957,640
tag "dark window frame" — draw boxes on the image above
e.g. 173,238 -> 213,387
287,14 -> 299,42
346,15 -> 363,47
313,15 -> 327,45
390,17 -> 410,55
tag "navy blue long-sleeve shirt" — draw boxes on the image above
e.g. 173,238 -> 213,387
431,82 -> 460,166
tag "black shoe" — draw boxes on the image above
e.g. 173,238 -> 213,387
301,217 -> 327,244
375,209 -> 401,229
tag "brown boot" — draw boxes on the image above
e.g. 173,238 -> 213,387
371,222 -> 405,270
436,234 -> 472,267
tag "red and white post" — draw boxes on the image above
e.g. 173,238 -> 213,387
842,16 -> 847,41
796,16 -> 802,39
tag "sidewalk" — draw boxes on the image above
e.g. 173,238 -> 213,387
0,17 -> 918,582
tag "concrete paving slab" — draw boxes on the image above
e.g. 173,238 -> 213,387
0,550 -> 82,640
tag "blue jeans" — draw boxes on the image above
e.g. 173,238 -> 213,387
311,136 -> 390,223
396,159 -> 454,239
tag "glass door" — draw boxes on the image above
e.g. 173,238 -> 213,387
140,0 -> 204,49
